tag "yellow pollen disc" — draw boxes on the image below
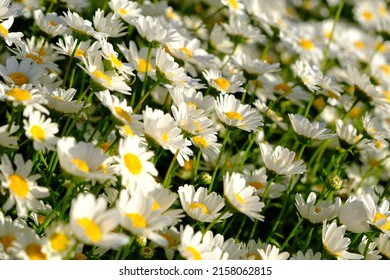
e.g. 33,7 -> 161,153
37,215 -> 46,225
214,78 -> 230,91
373,212 -> 390,230
123,125 -> 134,136
71,158 -> 90,173
314,207 -> 322,213
49,20 -> 56,26
300,38 -> 314,50
186,101 -> 199,109
124,153 -> 143,175
380,64 -> 390,76
369,158 -> 379,167
248,181 -> 264,190
379,6 -> 387,16
126,213 -> 147,228
114,106 -> 131,123
189,202 -> 209,214
99,142 -> 110,152
247,253 -> 262,260
228,0 -> 239,10
382,90 -> 390,102
324,31 -> 332,39
77,218 -> 102,242
375,140 -> 383,149
162,133 -> 169,142
179,47 -> 193,58
75,49 -> 85,58
193,136 -> 208,148
98,163 -> 108,174
193,120 -> 201,133
110,53 -> 122,68
225,111 -> 244,121
371,127 -> 377,134
138,58 -> 150,73
26,244 -> 47,260
9,72 -> 29,86
354,40 -> 365,49
0,235 -> 16,250
186,246 -> 202,260
362,11 -> 374,21
166,9 -> 176,20
31,125 -> 45,141
313,97 -> 326,109
9,174 -> 29,198
152,200 -> 160,211
73,253 -> 87,260
354,135 -> 361,142
350,107 -> 361,119
274,83 -> 291,92
26,53 -> 43,64
6,88 -> 31,101
327,90 -> 339,99
119,8 -> 127,15
0,24 -> 8,35
161,233 -> 176,248
93,70 -> 111,86
183,160 -> 192,171
50,232 -> 69,253
235,193 -> 246,205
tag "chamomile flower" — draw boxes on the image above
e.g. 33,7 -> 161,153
295,192 -> 341,224
203,69 -> 244,94
223,172 -> 265,221
57,137 -> 114,184
215,94 -> 263,132
0,154 -> 49,218
143,106 -> 193,167
256,243 -> 290,260
178,184 -> 231,223
54,35 -> 100,61
93,9 -> 127,39
360,192 -> 390,236
0,56 -> 44,86
209,24 -> 234,54
63,9 -> 97,40
243,168 -> 286,199
41,222 -> 76,260
362,112 -> 389,147
116,190 -> 172,246
0,211 -> 29,257
8,228 -> 47,260
221,0 -> 246,17
288,113 -> 337,144
335,119 -> 369,149
133,16 -> 178,47
259,143 -> 306,177
191,133 -> 221,163
358,235 -> 382,260
0,16 -> 23,46
0,0 -> 17,20
114,135 -> 158,191
203,231 -> 246,260
338,196 -> 370,233
108,0 -> 142,24
232,52 -> 280,80
100,39 -> 134,78
23,110 -> 58,153
33,10 -> 69,37
0,123 -> 19,149
292,60 -> 321,92
290,249 -> 322,260
376,233 -> 390,258
322,219 -> 363,260
70,192 -> 129,249
42,87 -> 84,114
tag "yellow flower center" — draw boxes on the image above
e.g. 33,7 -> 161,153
162,133 -> 169,142
71,158 -> 90,173
161,233 -> 176,248
228,0 -> 239,9
138,58 -> 150,73
247,253 -> 262,260
165,9 -> 176,20
186,101 -> 199,109
119,8 -> 127,15
9,72 -> 29,86
126,213 -> 147,228
93,70 -> 111,86
31,125 -> 45,141
314,207 -> 322,213
274,83 -> 291,92
186,246 -> 202,260
123,125 -> 134,136
193,136 -> 208,148
193,120 -> 201,133
380,64 -> 390,76
374,212 -> 390,230
225,111 -> 244,121
151,200 -> 160,211
235,193 -> 246,205
214,78 -> 230,91
350,107 -> 362,119
26,53 -> 43,64
124,153 -> 142,175
26,244 -> 47,260
6,88 -> 31,101
0,235 -> 16,250
77,218 -> 102,242
300,38 -> 314,50
382,90 -> 390,102
354,40 -> 365,49
75,49 -> 85,58
110,53 -> 122,68
327,90 -> 340,99
114,106 -> 131,123
362,11 -> 374,21
179,47 -> 193,58
50,232 -> 69,253
0,24 -> 8,35
49,20 -> 56,26
189,202 -> 209,214
183,160 -> 192,171
73,252 -> 87,260
9,174 -> 29,198
248,181 -> 264,190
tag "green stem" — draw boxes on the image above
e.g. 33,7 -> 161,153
241,81 -> 249,103
238,132 -> 257,172
133,81 -> 159,113
280,217 -> 303,250
261,176 -> 276,202
248,219 -> 258,240
140,46 -> 153,98
204,208 -> 229,233
304,93 -> 315,118
192,149 -> 202,183
342,99 -> 359,121
62,40 -> 81,87
163,150 -> 179,188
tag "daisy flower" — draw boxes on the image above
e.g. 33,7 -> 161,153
54,35 -> 101,61
358,235 -> 382,260
203,231 -> 246,260
215,94 -> 263,132
116,190 -> 172,247
290,249 -> 322,260
288,113 -> 337,144
133,16 -> 178,47
0,123 -> 19,149
0,0 -> 17,20
23,110 -> 59,153
362,112 -> 389,147
256,243 -> 290,260
209,24 -> 234,54
93,9 -> 127,39
70,192 -> 129,249
7,228 -> 47,260
0,211 -> 29,258
33,10 -> 69,37
148,187 -> 184,225
223,172 -> 265,221
42,86 -> 84,114
178,184 -> 231,223
0,56 -> 44,86
232,52 -> 280,80
113,135 -> 158,191
41,222 -> 76,260
360,192 -> 390,236
335,119 -> 369,149
108,0 -> 142,24
295,192 -> 341,224
292,60 -> 321,92
143,106 -> 193,167
221,0 -> 246,18
100,39 -> 134,78
191,133 -> 221,163
243,168 -> 286,199
63,9 -> 97,41
322,219 -> 363,260
0,16 -> 23,46
202,69 -> 244,94
169,86 -> 215,116
375,233 -> 390,259
57,137 -> 114,184
0,154 -> 49,218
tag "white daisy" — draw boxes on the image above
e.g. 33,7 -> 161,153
93,9 -> 127,39
0,57 -> 44,86
33,10 -> 69,37
203,69 -> 244,94
108,0 -> 142,24
0,16 -> 23,46
133,15 -> 178,46
0,123 -> 19,149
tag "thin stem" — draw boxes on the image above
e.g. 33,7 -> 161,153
342,99 -> 359,121
133,81 -> 159,114
280,217 -> 303,250
140,46 -> 153,98
204,208 -> 229,233
261,176 -> 275,202
163,150 -> 179,188
192,149 -> 202,183
62,40 -> 81,87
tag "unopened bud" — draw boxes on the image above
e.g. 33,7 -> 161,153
198,172 -> 212,185
136,235 -> 147,248
329,174 -> 343,190
140,246 -> 154,259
